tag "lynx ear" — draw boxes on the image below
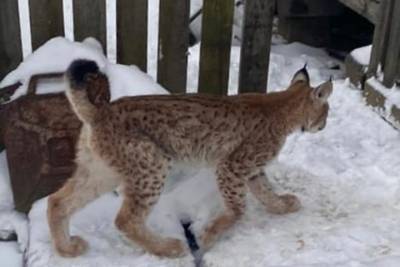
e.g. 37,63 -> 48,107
312,80 -> 333,102
291,65 -> 310,85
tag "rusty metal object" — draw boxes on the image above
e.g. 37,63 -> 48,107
0,82 -> 22,103
1,73 -> 80,213
0,71 -> 111,213
0,82 -> 23,148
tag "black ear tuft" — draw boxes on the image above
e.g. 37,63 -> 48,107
67,59 -> 99,88
291,65 -> 310,85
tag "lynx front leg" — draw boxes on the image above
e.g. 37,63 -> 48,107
200,161 -> 247,250
247,171 -> 301,214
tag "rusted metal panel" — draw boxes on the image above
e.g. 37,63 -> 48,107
0,74 -> 78,213
3,92 -> 81,213
1,71 -> 111,213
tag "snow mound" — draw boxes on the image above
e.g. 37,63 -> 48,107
204,79 -> 400,266
351,45 -> 372,66
0,242 -> 23,267
1,36 -> 400,267
0,37 -> 167,101
0,152 -> 13,211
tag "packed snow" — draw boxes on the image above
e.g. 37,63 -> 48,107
364,77 -> 400,128
0,150 -> 26,267
2,1 -> 400,266
0,242 -> 23,267
0,35 -> 400,267
351,45 -> 372,66
0,37 -> 167,101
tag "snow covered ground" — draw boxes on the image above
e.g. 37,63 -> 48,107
0,36 -> 400,267
350,45 -> 400,127
1,1 -> 400,266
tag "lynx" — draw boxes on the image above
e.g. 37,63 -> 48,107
47,60 -> 332,258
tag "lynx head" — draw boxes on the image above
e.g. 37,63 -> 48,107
289,66 -> 333,133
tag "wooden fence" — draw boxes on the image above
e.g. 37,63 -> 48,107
0,0 -> 275,95
368,0 -> 400,88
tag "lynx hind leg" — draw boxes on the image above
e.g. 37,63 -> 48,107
247,171 -> 301,214
48,162 -> 118,257
114,142 -> 187,258
200,161 -> 247,250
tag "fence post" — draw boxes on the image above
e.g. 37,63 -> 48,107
198,0 -> 235,95
0,0 -> 23,80
29,0 -> 64,50
383,0 -> 400,87
368,0 -> 393,76
239,0 -> 275,93
157,0 -> 190,93
73,0 -> 107,52
117,0 -> 148,72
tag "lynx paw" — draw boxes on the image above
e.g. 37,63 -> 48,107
266,194 -> 301,214
55,235 -> 89,257
150,238 -> 187,258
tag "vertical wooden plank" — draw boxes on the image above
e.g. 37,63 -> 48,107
368,0 -> 393,76
157,0 -> 190,93
198,0 -> 235,95
383,0 -> 400,88
29,0 -> 64,50
0,0 -> 23,79
396,64 -> 400,85
239,0 -> 275,93
73,0 -> 107,52
117,0 -> 148,72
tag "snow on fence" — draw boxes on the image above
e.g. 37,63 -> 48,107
0,0 -> 275,95
368,0 -> 400,88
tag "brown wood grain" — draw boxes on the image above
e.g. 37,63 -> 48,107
157,0 -> 190,93
73,0 -> 107,52
383,0 -> 400,87
117,0 -> 148,72
29,0 -> 64,50
368,0 -> 392,76
0,0 -> 23,79
239,0 -> 275,93
198,0 -> 235,95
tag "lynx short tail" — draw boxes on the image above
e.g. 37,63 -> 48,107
65,59 -> 108,124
